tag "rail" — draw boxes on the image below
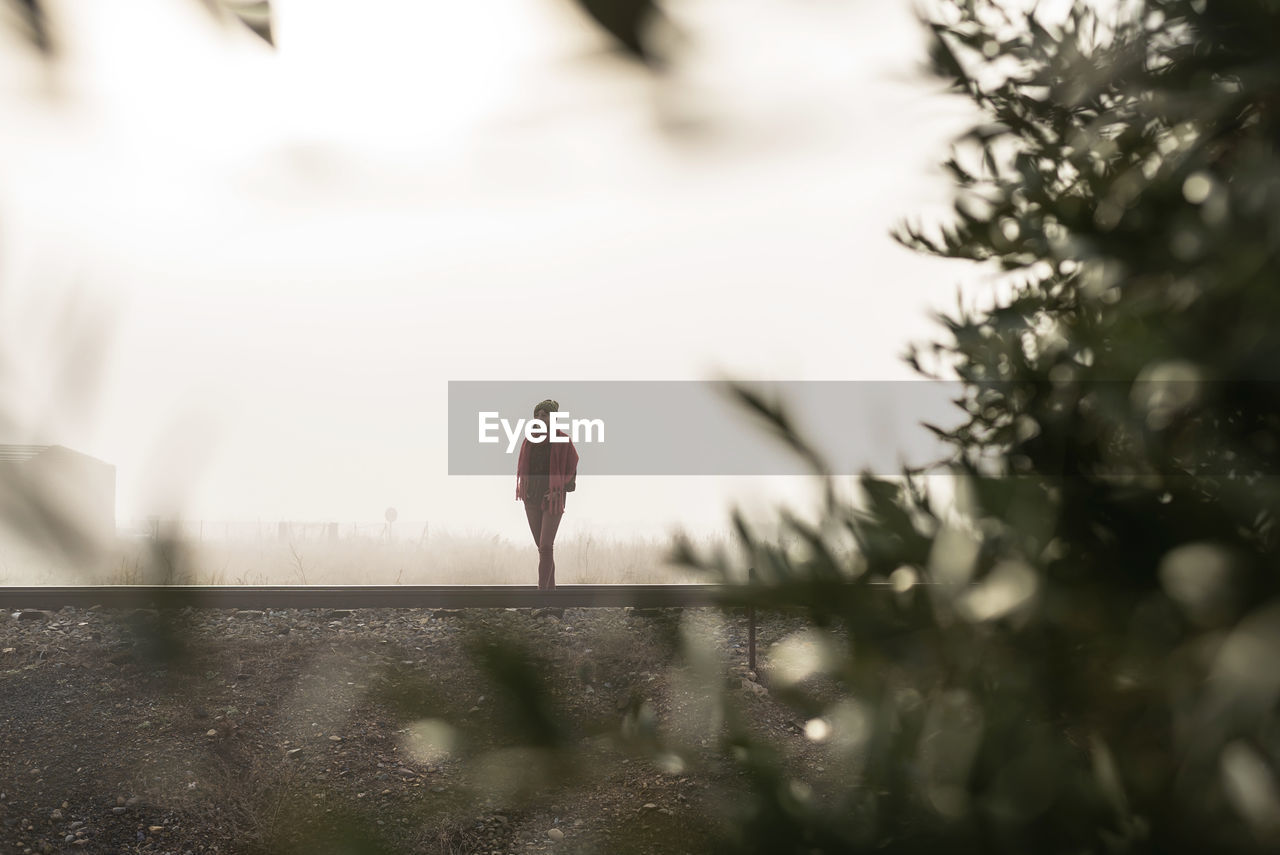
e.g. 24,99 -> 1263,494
0,584 -> 738,610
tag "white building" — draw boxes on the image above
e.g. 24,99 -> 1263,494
0,444 -> 116,560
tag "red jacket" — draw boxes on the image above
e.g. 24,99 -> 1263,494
515,429 -> 578,515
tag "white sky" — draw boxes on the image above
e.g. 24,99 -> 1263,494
0,0 -> 981,542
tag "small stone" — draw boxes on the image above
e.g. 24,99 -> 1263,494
64,836 -> 74,845
116,797 -> 125,807
397,767 -> 416,777
643,803 -> 657,810
533,607 -> 565,619
111,807 -> 126,815
323,610 -> 353,620
125,797 -> 140,807
148,826 -> 164,833
49,810 -> 62,821
546,828 -> 564,842
329,735 -> 342,742
206,729 -> 218,737
15,609 -> 53,621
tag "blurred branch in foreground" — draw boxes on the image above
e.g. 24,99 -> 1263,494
674,1 -> 1280,852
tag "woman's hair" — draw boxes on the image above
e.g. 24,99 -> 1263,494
534,398 -> 559,415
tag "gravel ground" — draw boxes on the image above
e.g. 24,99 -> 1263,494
0,604 -> 826,854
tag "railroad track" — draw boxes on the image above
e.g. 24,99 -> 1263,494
0,584 -> 734,610
0,581 -> 907,611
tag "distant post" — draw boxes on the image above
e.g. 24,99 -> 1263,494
384,507 -> 398,543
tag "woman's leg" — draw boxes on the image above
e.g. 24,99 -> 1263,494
523,498 -> 543,549
524,498 -> 546,587
537,503 -> 564,589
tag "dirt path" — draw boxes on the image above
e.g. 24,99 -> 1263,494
1,605 -> 825,854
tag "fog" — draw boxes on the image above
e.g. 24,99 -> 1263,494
0,0 -> 980,550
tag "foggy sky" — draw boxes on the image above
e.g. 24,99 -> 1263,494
0,0 -> 981,542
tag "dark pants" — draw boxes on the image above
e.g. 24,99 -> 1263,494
523,497 -> 564,590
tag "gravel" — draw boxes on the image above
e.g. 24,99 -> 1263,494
1,603 -> 826,853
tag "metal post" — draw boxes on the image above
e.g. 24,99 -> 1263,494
746,566 -> 758,675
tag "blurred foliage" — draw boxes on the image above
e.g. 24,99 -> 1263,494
208,0 -> 273,45
6,0 -> 52,53
572,0 -> 665,66
5,0 -> 663,58
3,0 -> 273,47
672,1 -> 1280,852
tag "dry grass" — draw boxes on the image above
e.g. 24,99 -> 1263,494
71,529 -> 725,586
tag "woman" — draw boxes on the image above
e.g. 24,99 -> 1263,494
515,398 -> 578,590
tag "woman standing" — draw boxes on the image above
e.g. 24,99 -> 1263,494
515,398 -> 579,590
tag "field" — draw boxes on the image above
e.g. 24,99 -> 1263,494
1,527 -> 722,588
